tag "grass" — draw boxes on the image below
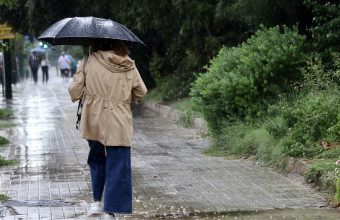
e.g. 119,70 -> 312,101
0,123 -> 16,128
0,156 -> 15,166
0,108 -> 13,119
305,160 -> 338,200
171,98 -> 193,111
170,98 -> 202,128
0,194 -> 9,200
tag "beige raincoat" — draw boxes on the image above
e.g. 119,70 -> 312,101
68,50 -> 147,147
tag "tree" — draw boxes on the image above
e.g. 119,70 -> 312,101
304,0 -> 340,65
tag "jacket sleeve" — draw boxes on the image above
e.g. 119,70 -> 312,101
68,57 -> 86,102
131,68 -> 147,102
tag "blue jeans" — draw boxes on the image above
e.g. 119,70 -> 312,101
87,140 -> 132,214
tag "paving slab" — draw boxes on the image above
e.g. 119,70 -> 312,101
0,69 -> 332,219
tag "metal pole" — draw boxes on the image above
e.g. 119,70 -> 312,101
3,39 -> 12,99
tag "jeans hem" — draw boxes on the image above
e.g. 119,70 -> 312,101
103,210 -> 132,214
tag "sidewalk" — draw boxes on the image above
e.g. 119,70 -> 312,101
0,69 -> 330,219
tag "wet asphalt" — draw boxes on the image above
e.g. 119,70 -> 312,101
0,68 -> 339,219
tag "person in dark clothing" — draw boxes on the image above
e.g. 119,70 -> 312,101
29,52 -> 40,83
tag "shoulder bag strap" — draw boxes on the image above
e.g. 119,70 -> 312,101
76,56 -> 89,130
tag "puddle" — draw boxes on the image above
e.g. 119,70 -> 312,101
124,208 -> 340,219
1,200 -> 75,207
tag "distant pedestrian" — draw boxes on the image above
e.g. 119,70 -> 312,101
58,51 -> 70,82
29,51 -> 40,83
68,39 -> 147,219
70,57 -> 77,77
41,55 -> 49,83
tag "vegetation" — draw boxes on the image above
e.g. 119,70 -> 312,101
0,108 -> 13,119
0,108 -> 12,145
335,160 -> 340,203
0,194 -> 9,200
171,98 -> 200,128
0,136 -> 10,145
0,123 -> 16,128
189,26 -> 339,204
0,156 -> 14,166
0,108 -> 13,165
191,25 -> 306,132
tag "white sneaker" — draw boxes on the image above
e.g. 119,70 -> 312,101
87,202 -> 102,216
103,214 -> 119,220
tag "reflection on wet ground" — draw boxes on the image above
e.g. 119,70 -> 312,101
0,70 -> 338,219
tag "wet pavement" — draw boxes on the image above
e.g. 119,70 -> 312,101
0,69 -> 338,219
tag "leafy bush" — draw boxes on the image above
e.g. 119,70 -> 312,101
191,25 -> 307,132
283,90 -> 340,155
0,136 -> 10,145
278,54 -> 340,157
0,194 -> 9,200
0,108 -> 13,119
304,0 -> 340,63
0,156 -> 14,166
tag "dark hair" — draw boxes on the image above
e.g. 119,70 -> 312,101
91,39 -> 130,56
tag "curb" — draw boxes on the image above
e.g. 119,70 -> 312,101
285,157 -> 309,177
143,101 -> 207,131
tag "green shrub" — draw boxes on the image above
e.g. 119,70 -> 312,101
264,115 -> 289,139
0,194 -> 9,200
0,136 -> 10,145
0,108 -> 13,119
317,148 -> 340,159
0,156 -> 14,166
191,25 -> 306,132
280,89 -> 340,157
327,114 -> 340,141
304,0 -> 340,65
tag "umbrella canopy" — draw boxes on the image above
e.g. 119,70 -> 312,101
38,16 -> 145,46
30,47 -> 46,54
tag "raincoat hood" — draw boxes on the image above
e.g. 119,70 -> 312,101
93,50 -> 135,72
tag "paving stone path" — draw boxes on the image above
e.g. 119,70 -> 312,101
0,69 -> 328,219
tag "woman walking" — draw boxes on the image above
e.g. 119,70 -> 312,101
41,55 -> 49,83
68,39 -> 147,219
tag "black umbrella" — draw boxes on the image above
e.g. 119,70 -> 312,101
38,16 -> 145,46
